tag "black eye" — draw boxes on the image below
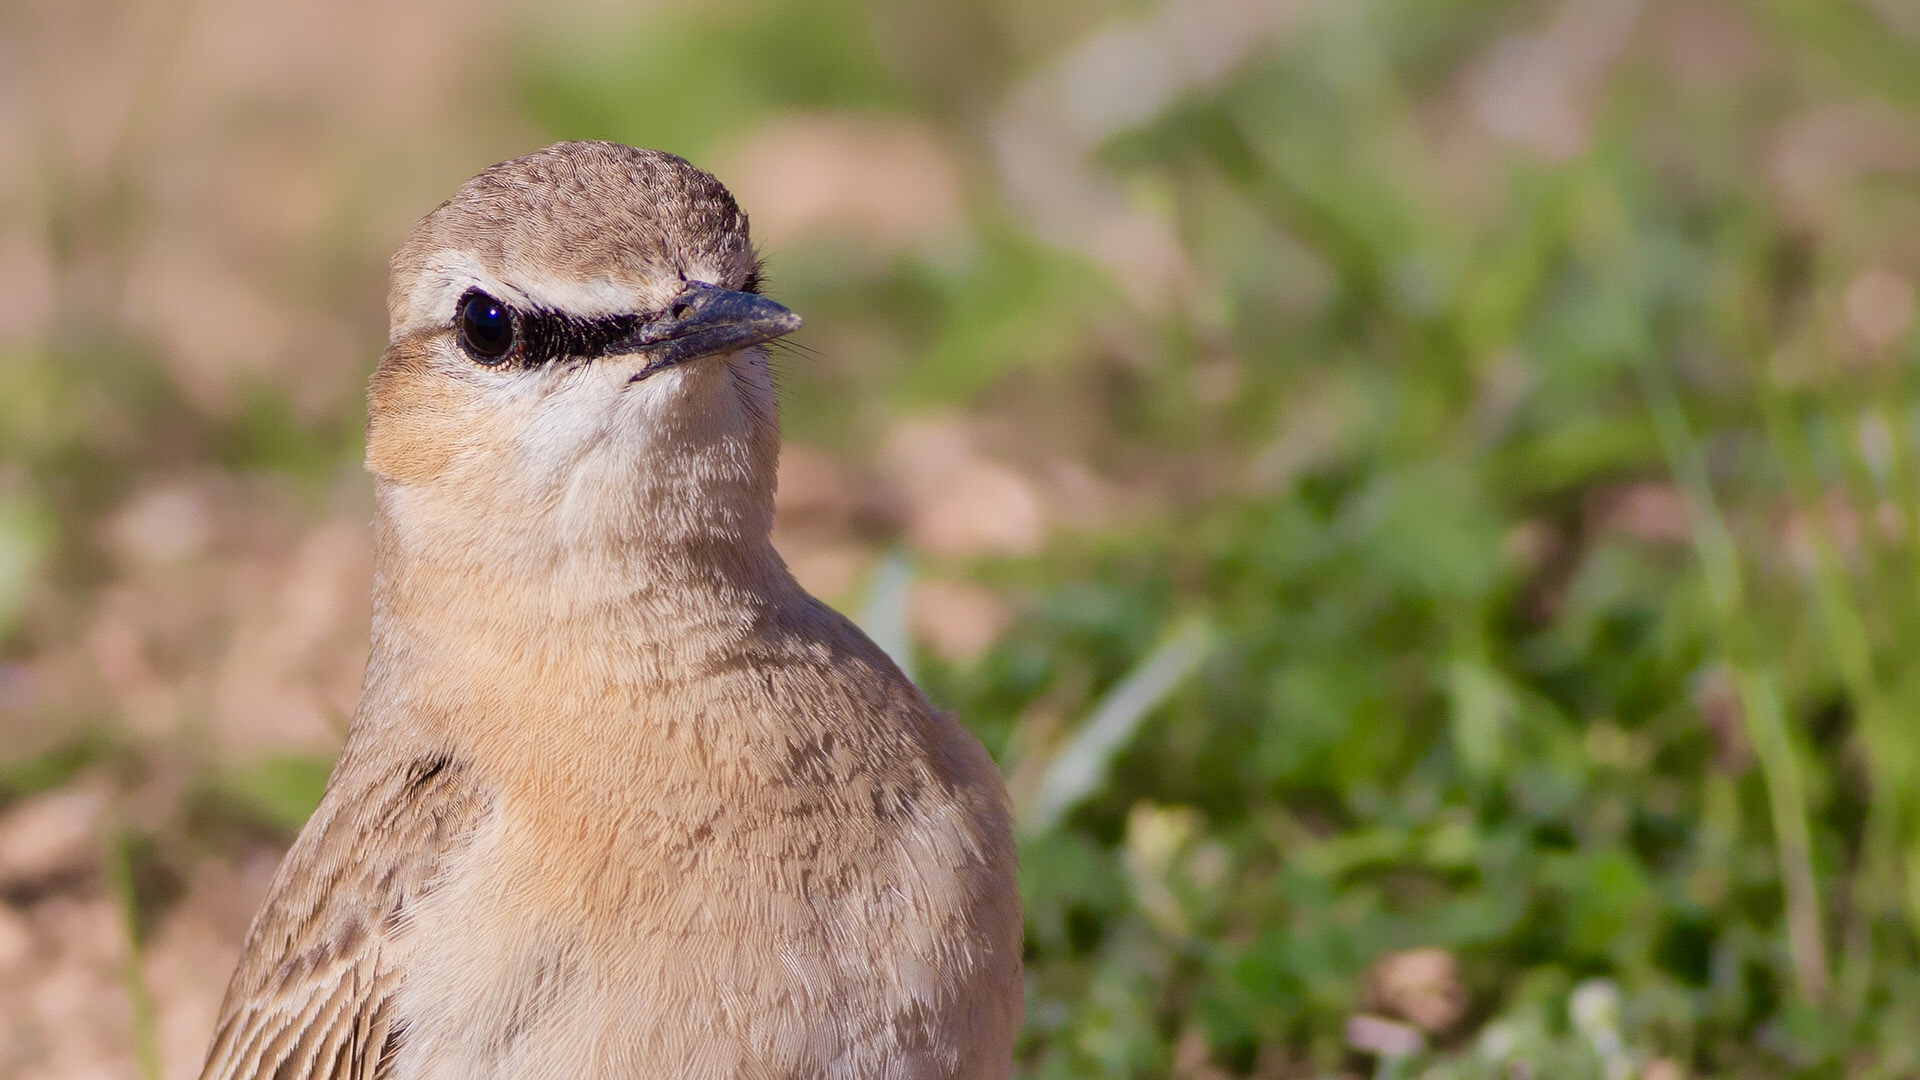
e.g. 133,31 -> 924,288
458,291 -> 514,363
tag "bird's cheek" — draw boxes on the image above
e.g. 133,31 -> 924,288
367,361 -> 467,484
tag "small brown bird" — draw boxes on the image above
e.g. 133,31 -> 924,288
198,142 -> 1022,1080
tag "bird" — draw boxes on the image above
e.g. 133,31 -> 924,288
197,141 -> 1023,1080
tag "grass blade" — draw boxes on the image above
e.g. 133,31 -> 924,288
1021,618 -> 1213,835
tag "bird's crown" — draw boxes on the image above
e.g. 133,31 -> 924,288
387,142 -> 765,336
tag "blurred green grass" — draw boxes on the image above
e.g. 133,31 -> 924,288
520,3 -> 1920,1072
20,0 -> 1920,1076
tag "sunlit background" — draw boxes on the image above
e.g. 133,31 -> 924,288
7,0 -> 1920,1076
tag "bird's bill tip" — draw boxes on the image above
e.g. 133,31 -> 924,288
628,285 -> 800,378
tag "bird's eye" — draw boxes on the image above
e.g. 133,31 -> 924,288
458,291 -> 514,363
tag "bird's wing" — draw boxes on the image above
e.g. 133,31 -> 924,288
199,749 -> 488,1080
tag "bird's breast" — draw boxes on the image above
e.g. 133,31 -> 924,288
384,690 -> 1019,1080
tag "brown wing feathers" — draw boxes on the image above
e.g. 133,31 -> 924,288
199,751 -> 486,1080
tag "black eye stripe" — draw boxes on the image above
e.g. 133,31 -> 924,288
514,309 -> 647,366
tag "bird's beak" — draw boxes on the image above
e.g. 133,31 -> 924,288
621,284 -> 801,379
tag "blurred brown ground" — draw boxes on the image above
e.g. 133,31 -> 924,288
5,1 -> 514,1073
0,1 -> 1067,1075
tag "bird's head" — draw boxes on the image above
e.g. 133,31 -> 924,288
366,142 -> 798,596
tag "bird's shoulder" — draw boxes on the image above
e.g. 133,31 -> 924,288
748,591 -> 1006,787
198,739 -> 491,1080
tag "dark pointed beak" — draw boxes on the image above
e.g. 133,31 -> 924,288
622,284 -> 801,379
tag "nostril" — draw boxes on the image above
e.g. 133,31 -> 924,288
670,300 -> 693,320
